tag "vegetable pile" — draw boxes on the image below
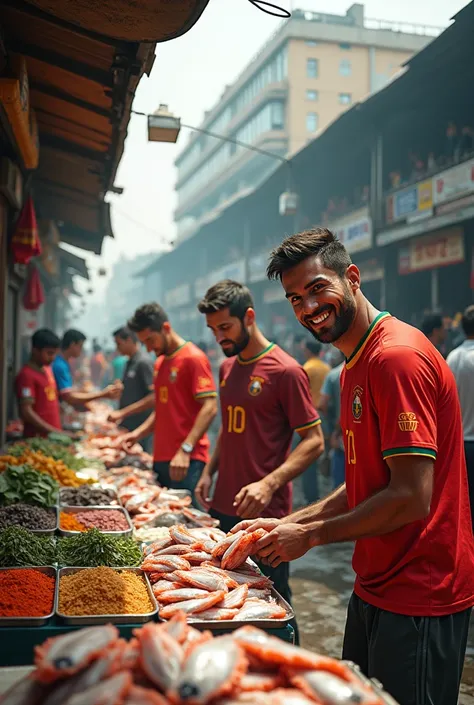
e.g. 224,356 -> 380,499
0,451 -> 88,487
58,567 -> 153,616
57,528 -> 142,567
8,438 -> 90,472
0,568 -> 55,617
0,526 -> 56,566
0,465 -> 58,507
60,486 -> 117,507
0,504 -> 56,531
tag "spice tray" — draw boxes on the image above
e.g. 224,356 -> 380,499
0,566 -> 57,627
59,487 -> 120,508
31,506 -> 58,537
180,588 -> 294,630
56,566 -> 158,625
58,505 -> 133,538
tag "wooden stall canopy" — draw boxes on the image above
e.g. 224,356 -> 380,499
0,0 -> 211,253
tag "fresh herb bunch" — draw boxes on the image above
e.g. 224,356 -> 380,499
48,432 -> 74,447
0,465 -> 59,507
9,440 -> 88,472
0,526 -> 56,566
57,528 -> 142,567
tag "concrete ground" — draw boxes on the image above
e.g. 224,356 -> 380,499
289,542 -> 474,705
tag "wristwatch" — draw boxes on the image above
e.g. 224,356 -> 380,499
181,442 -> 193,454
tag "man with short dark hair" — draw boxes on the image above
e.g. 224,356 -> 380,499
234,227 -> 474,705
52,329 -> 121,408
15,329 -> 63,437
421,313 -> 446,355
107,327 -> 154,452
196,279 -> 324,640
447,304 -> 474,529
122,303 -> 218,502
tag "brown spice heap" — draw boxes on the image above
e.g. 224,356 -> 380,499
60,512 -> 86,532
59,567 -> 153,616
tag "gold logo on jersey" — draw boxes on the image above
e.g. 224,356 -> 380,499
398,412 -> 418,432
197,376 -> 211,390
220,378 -> 226,388
248,375 -> 265,397
352,385 -> 363,421
170,367 -> 178,383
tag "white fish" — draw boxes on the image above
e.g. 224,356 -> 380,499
291,670 -> 380,704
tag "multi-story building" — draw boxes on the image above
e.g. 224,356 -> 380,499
175,3 -> 439,243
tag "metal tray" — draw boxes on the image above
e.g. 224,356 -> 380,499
0,566 -> 57,627
56,566 -> 158,625
29,505 -> 58,537
343,662 -> 400,705
59,487 -> 120,508
174,588 -> 294,630
58,505 -> 133,538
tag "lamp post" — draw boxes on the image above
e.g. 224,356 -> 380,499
136,104 -> 299,216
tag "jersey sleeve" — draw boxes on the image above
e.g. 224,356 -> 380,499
189,354 -> 217,401
278,366 -> 321,433
369,347 -> 438,461
15,368 -> 35,404
52,358 -> 73,394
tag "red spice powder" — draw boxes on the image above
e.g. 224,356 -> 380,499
0,568 -> 55,617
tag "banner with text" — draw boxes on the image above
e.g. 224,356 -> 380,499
398,227 -> 465,275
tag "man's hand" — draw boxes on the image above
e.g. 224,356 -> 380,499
169,448 -> 191,482
255,522 -> 315,567
230,517 -> 281,534
104,382 -> 123,401
108,409 -> 124,425
233,479 -> 274,519
195,472 -> 213,510
121,431 -> 140,451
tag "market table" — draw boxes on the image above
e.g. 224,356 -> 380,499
0,619 -> 295,667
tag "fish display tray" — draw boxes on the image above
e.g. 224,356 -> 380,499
343,661 -> 401,705
0,566 -> 57,627
56,566 -> 158,626
58,505 -> 133,538
30,506 -> 58,537
174,588 -> 295,630
59,488 -> 120,508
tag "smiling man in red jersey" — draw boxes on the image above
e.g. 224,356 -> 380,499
234,228 -> 474,705
122,303 -> 218,506
196,280 -> 324,643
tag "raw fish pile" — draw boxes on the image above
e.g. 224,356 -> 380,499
0,612 -> 388,704
142,525 -> 288,622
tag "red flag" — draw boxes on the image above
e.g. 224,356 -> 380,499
23,265 -> 44,311
11,196 -> 42,265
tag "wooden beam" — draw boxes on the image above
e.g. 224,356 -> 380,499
39,133 -> 105,163
30,81 -> 111,119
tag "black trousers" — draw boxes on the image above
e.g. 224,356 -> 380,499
342,593 -> 471,705
465,441 -> 474,532
210,508 -> 299,645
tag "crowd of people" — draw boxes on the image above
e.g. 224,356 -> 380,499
13,227 -> 474,705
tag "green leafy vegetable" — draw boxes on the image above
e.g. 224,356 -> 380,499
0,465 -> 58,507
8,440 -> 92,472
57,528 -> 142,567
0,526 -> 56,566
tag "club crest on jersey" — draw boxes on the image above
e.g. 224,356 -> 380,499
352,385 -> 363,421
398,412 -> 418,432
248,375 -> 265,396
170,367 -> 179,383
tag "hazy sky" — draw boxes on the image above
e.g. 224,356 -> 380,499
74,0 -> 468,306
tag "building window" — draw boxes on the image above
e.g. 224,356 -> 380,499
306,112 -> 318,133
338,92 -> 352,105
339,59 -> 352,76
271,102 -> 284,130
305,40 -> 318,47
339,42 -> 351,50
306,89 -> 318,101
306,58 -> 319,78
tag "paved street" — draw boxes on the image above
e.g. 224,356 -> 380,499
289,542 -> 474,704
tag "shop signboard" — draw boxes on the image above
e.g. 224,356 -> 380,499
434,159 -> 474,206
386,179 -> 433,224
164,283 -> 190,309
398,227 -> 464,275
329,207 -> 372,254
357,259 -> 384,282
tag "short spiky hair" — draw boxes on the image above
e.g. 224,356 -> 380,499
62,329 -> 86,350
267,228 -> 351,280
128,303 -> 169,333
198,280 -> 254,320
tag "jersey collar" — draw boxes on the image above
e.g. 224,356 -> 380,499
238,342 -> 275,366
345,312 -> 390,370
165,341 -> 188,360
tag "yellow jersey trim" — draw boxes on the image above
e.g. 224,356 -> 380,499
195,391 -> 218,399
345,312 -> 391,370
294,418 -> 322,433
237,343 -> 275,366
383,447 -> 437,460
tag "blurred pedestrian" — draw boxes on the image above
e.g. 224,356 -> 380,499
90,343 -> 108,389
421,313 -> 446,357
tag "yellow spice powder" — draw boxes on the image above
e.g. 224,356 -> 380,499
59,566 -> 153,616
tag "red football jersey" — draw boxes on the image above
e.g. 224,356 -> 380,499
15,364 -> 61,438
153,342 -> 216,463
341,312 -> 474,616
212,344 -> 321,519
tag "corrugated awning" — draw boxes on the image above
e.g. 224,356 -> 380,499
58,244 -> 89,280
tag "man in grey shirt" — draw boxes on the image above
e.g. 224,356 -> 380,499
447,304 -> 474,528
108,327 -> 154,452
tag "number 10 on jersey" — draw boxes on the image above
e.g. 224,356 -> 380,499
227,405 -> 246,433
